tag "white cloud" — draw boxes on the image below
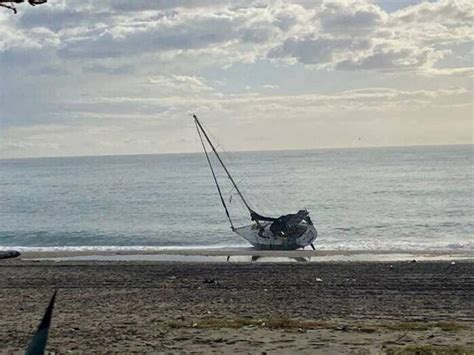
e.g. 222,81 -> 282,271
392,0 -> 473,24
20,85 -> 470,121
320,0 -> 386,33
2,0 -> 471,73
268,0 -> 473,72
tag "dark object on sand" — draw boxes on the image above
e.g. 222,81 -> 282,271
193,114 -> 318,250
203,278 -> 217,284
25,290 -> 57,355
0,250 -> 21,260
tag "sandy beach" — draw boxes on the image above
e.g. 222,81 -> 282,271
1,254 -> 473,354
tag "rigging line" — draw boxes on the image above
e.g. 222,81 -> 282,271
195,120 -> 235,231
228,179 -> 244,198
193,114 -> 254,214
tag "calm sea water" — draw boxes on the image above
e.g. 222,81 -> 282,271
1,145 -> 472,251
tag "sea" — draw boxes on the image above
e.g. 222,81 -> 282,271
0,145 -> 472,252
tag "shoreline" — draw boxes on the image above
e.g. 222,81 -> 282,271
8,248 -> 474,262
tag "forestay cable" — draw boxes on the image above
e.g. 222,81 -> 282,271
195,120 -> 235,230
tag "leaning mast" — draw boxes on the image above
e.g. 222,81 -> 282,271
193,114 -> 253,215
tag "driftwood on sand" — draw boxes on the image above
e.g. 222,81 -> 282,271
0,250 -> 21,260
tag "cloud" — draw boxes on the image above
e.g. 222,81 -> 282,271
267,0 -> 473,73
2,0 -> 471,74
320,1 -> 386,33
422,67 -> 474,76
0,25 -> 59,53
0,1 -> 472,158
335,45 -> 442,71
83,63 -> 133,75
107,0 -> 231,12
392,0 -> 473,24
46,8 -> 281,63
146,74 -> 217,97
268,36 -> 372,65
48,86 -> 472,119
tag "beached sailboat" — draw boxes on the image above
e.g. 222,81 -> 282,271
193,114 -> 318,250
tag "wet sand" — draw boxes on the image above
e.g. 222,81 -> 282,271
1,258 -> 473,354
15,248 -> 474,262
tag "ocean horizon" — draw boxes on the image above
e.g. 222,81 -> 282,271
1,143 -> 471,162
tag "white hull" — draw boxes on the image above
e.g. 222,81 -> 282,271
234,222 -> 317,250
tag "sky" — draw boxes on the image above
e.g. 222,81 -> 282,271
0,0 -> 472,159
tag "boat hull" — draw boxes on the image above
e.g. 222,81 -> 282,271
233,222 -> 317,250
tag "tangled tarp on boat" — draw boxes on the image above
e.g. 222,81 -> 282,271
251,210 -> 312,238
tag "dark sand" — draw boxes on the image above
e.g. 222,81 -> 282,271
1,258 -> 473,354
